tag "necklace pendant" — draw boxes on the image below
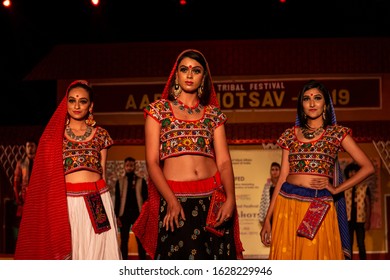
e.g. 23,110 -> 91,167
66,125 -> 92,141
302,125 -> 324,140
187,108 -> 193,114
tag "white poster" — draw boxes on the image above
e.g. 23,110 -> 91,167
230,149 -> 282,259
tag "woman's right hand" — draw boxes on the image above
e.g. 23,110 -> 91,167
163,198 -> 186,232
260,219 -> 272,247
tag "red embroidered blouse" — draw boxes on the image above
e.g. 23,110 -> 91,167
144,99 -> 227,160
63,126 -> 113,175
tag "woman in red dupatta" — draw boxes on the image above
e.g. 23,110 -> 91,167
15,80 -> 121,260
133,49 -> 244,260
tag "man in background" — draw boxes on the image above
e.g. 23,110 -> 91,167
13,139 -> 37,219
115,157 -> 148,259
344,162 -> 371,260
12,138 -> 37,248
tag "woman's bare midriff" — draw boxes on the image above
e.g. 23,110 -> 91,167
65,170 -> 102,183
163,155 -> 218,181
286,174 -> 330,189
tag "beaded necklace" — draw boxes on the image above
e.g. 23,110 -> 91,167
172,99 -> 204,114
65,125 -> 92,141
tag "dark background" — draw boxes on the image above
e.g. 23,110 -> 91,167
1,0 -> 389,126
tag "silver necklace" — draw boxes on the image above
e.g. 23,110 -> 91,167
301,124 -> 324,139
66,125 -> 92,141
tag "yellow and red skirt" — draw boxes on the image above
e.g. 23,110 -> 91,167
270,182 -> 344,260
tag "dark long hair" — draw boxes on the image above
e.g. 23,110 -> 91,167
296,80 -> 334,128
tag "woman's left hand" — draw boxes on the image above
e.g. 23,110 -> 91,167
214,198 -> 235,228
310,177 -> 329,189
310,178 -> 337,194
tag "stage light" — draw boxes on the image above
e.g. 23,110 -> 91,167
2,0 -> 11,8
279,0 -> 286,3
91,0 -> 99,6
180,0 -> 187,6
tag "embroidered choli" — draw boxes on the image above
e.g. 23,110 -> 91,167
144,99 -> 227,160
63,126 -> 114,175
277,124 -> 351,178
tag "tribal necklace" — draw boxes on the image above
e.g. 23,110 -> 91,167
301,124 -> 324,140
172,99 -> 204,114
65,125 -> 92,141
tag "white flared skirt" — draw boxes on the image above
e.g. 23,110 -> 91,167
67,191 -> 122,259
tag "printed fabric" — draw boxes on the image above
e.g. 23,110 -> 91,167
345,182 -> 370,223
15,96 -> 71,260
277,124 -> 351,179
144,99 -> 227,160
63,126 -> 113,175
258,180 -> 273,223
133,172 -> 244,260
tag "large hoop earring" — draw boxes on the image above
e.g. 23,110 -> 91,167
172,78 -> 182,99
85,111 -> 96,127
197,79 -> 204,98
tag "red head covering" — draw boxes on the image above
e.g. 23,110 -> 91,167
162,49 -> 220,107
15,80 -> 89,259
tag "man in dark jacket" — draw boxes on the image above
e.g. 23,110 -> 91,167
115,157 -> 148,259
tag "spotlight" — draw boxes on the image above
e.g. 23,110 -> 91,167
3,0 -> 11,8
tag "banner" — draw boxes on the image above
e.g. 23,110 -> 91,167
93,77 -> 381,113
230,149 -> 282,259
